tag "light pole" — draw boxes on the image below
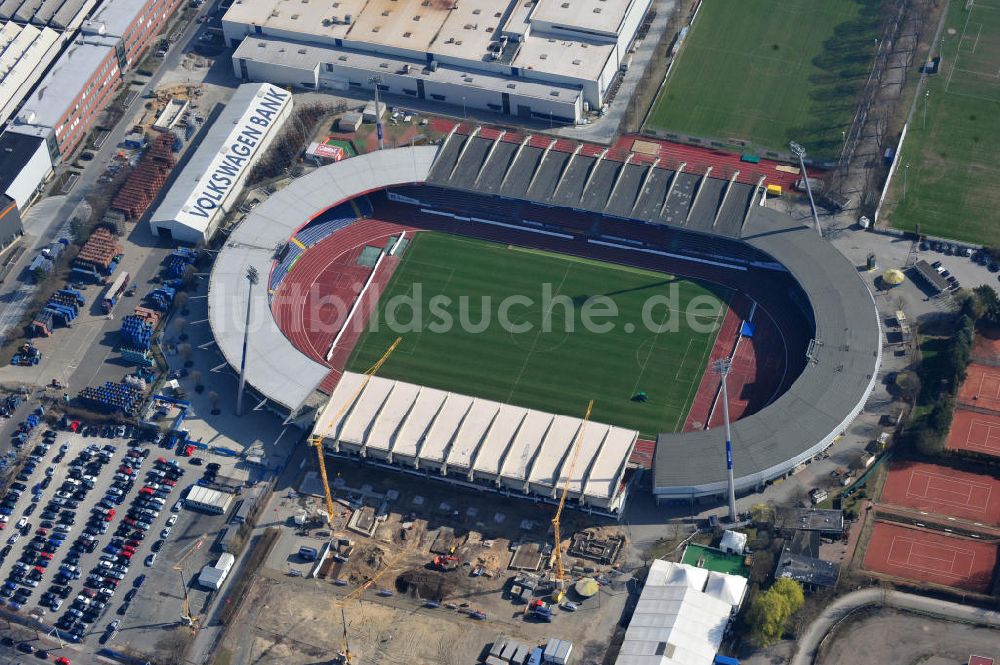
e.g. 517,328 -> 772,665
789,141 -> 822,237
236,265 -> 259,416
712,359 -> 738,523
462,95 -> 467,119
903,162 -> 910,203
923,90 -> 930,130
368,75 -> 384,150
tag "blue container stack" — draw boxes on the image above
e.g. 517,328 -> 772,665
78,381 -> 144,416
145,285 -> 176,311
165,248 -> 197,279
120,314 -> 154,351
30,289 -> 86,336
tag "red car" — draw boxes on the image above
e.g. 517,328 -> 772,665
156,457 -> 168,465
33,565 -> 44,574
139,487 -> 153,496
35,528 -> 47,536
120,551 -> 133,559
126,539 -> 140,548
163,479 -> 177,487
118,466 -> 133,475
123,517 -> 136,526
40,552 -> 54,560
68,421 -> 80,433
55,657 -> 71,665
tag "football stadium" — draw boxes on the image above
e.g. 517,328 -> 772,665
208,128 -> 882,514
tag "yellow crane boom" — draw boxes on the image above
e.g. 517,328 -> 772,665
311,337 -> 402,527
551,400 -> 593,601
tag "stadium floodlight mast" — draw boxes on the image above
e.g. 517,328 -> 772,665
712,358 -> 738,523
236,265 -> 259,416
789,141 -> 822,238
369,75 -> 384,150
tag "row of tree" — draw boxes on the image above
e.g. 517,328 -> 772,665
907,285 -> 1000,455
744,577 -> 805,646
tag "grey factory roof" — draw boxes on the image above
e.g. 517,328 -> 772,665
0,0 -> 94,29
233,35 -> 586,103
775,546 -> 840,589
0,22 -> 60,123
774,508 -> 845,534
426,132 -> 881,497
83,0 -> 148,37
207,146 -> 439,413
12,35 -> 118,129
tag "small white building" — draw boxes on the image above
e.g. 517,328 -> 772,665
197,552 -> 235,590
184,485 -> 235,515
719,530 -> 747,556
149,82 -> 293,244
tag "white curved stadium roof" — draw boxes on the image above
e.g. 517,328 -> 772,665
208,146 -> 439,412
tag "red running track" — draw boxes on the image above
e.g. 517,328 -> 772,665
270,218 -> 414,393
880,461 -> 1000,526
683,293 -> 788,432
863,522 -> 998,593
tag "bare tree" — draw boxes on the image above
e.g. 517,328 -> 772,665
208,390 -> 220,415
178,343 -> 192,367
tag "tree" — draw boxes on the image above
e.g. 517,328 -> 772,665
973,284 -> 1000,327
178,343 -> 192,368
173,291 -> 189,315
771,578 -> 804,614
191,370 -> 203,393
208,390 -> 220,415
746,588 -> 791,646
893,370 -> 921,402
171,317 -> 188,340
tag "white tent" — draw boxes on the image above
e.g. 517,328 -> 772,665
720,530 -> 747,555
614,561 -> 746,665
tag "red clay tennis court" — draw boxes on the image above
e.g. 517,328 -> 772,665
863,522 -> 998,593
958,363 -> 1000,413
947,408 -> 1000,458
880,461 -> 1000,526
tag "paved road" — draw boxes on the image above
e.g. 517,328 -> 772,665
791,588 -> 1000,665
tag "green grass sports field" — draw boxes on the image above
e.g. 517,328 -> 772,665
347,233 -> 727,437
887,0 -> 1000,244
646,0 -> 881,159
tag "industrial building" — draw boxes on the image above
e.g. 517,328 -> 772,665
312,372 -> 637,514
614,560 -> 747,665
149,82 -> 293,244
1,0 -> 185,211
0,194 -> 22,252
0,0 -> 101,127
0,129 -> 52,209
223,0 -> 652,124
184,485 -> 235,514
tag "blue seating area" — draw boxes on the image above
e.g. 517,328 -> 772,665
295,214 -> 353,247
269,244 -> 302,292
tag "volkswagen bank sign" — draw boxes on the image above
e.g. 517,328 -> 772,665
181,84 -> 291,225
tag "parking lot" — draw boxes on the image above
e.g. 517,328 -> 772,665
0,423 -> 205,654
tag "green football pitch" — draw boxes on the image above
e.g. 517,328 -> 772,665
646,0 -> 881,159
347,233 -> 728,437
887,0 -> 1000,244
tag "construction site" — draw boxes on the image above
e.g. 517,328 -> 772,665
218,453 -> 636,665
215,387 -> 638,665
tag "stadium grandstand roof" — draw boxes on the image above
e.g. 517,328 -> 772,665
207,146 -> 439,415
427,131 -> 759,236
313,372 -> 637,511
614,560 -> 747,665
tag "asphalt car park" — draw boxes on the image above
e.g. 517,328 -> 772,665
0,427 -> 189,648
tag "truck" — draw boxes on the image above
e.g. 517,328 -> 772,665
102,272 -> 131,313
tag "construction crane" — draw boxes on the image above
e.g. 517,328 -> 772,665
550,400 -> 593,603
310,337 -> 402,527
173,534 -> 207,631
337,606 -> 352,664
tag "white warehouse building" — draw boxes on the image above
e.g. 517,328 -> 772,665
223,0 -> 652,124
313,372 -> 638,515
149,82 -> 293,244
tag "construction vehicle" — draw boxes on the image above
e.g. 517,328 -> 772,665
432,554 -> 459,571
550,400 -> 593,603
526,598 -> 552,622
11,343 -> 41,366
310,337 -> 401,528
172,534 -> 206,631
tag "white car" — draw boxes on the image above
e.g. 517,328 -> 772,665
15,517 -> 27,529
160,527 -> 172,539
171,501 -> 182,513
165,515 -> 177,527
